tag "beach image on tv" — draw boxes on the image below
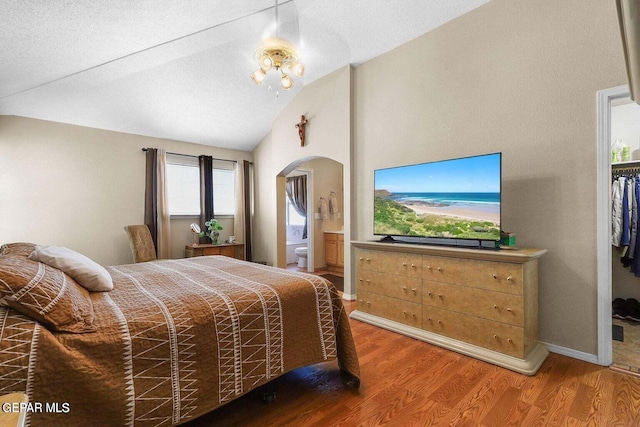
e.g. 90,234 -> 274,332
374,153 -> 501,241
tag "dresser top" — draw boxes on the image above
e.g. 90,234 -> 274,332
352,241 -> 546,263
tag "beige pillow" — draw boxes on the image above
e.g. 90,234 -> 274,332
29,246 -> 113,292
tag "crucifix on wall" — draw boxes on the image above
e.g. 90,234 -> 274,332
295,115 -> 308,147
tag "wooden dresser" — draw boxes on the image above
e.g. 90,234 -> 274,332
351,241 -> 547,375
185,243 -> 245,260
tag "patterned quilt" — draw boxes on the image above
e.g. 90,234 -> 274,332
0,256 -> 360,426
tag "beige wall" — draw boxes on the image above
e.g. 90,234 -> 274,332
0,116 -> 252,266
251,65 -> 354,293
354,0 -> 626,355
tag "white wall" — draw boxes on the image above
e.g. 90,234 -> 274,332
0,116 -> 252,266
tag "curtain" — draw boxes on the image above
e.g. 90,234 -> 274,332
144,148 -> 171,257
144,149 -> 158,251
199,155 -> 214,244
286,175 -> 308,239
156,149 -> 171,259
234,162 -> 245,256
243,161 -> 253,261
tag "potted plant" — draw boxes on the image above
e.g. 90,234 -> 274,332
204,218 -> 223,244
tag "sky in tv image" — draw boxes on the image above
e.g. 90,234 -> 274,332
374,153 -> 501,194
374,153 -> 501,241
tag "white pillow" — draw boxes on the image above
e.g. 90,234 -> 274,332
29,246 -> 113,292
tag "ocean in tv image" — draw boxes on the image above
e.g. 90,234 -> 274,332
374,153 -> 501,241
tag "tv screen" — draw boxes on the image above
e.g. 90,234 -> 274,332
374,152 -> 501,245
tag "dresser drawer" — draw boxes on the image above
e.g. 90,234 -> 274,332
357,291 -> 421,328
423,306 -> 524,358
357,272 -> 422,303
356,249 -> 422,277
422,281 -> 523,326
422,256 -> 522,295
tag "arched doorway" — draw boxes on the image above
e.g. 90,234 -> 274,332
277,157 -> 344,275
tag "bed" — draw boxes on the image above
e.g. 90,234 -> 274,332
0,242 -> 360,426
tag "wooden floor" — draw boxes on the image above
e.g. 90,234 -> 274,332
613,317 -> 640,374
185,299 -> 640,427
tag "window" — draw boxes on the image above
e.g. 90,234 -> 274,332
286,197 -> 306,226
167,163 -> 200,215
166,155 -> 236,216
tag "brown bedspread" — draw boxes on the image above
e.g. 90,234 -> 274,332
0,256 -> 359,426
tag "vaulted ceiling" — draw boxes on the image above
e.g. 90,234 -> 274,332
1,0 -> 490,151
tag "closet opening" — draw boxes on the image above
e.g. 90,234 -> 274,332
597,85 -> 640,373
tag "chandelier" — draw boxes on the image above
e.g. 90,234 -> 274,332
250,0 -> 304,90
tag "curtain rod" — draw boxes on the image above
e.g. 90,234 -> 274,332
141,148 -> 239,164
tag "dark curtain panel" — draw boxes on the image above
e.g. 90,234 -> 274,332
144,148 -> 158,254
243,160 -> 253,261
199,155 -> 214,244
285,175 -> 308,239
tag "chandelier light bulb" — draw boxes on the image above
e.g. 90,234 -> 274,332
251,69 -> 266,85
281,73 -> 294,90
290,62 -> 305,78
260,54 -> 273,72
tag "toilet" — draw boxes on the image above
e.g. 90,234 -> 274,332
294,246 -> 308,268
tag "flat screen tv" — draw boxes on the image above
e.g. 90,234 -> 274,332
374,152 -> 501,248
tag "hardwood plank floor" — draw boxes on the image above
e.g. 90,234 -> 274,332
184,299 -> 640,426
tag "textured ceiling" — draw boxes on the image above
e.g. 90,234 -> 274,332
0,0 -> 490,151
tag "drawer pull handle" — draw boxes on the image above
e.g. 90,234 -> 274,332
507,338 -> 513,343
359,257 -> 364,261
403,311 -> 407,317
366,258 -> 371,262
427,291 -> 432,296
493,334 -> 498,339
359,300 -> 363,304
507,276 -> 513,281
437,320 -> 442,325
427,265 -> 432,270
411,288 -> 417,294
506,308 -> 513,312
412,313 -> 417,318
493,273 -> 498,279
366,301 -> 371,306
411,263 -> 416,268
493,304 -> 498,309
402,286 -> 407,291
402,262 -> 407,267
437,266 -> 443,272
438,294 -> 443,299
427,317 -> 432,322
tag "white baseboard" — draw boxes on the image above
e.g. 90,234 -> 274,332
342,293 -> 356,301
543,342 -> 600,365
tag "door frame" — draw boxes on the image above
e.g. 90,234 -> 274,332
596,84 -> 630,365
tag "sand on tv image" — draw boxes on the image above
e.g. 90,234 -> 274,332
374,153 -> 501,241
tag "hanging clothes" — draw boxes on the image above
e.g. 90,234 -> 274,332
632,178 -> 640,276
612,176 -> 624,247
631,176 -> 638,258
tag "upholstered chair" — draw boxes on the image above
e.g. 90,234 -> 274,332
124,225 -> 157,263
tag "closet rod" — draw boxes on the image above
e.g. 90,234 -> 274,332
141,148 -> 238,164
612,166 -> 640,175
